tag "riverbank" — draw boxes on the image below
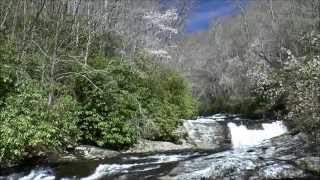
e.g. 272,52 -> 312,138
1,115 -> 319,179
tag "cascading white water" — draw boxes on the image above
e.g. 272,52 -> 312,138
228,121 -> 288,148
0,169 -> 55,180
81,153 -> 198,180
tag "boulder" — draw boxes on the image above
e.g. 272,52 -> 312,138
183,118 -> 231,149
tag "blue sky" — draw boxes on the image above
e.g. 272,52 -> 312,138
184,0 -> 241,33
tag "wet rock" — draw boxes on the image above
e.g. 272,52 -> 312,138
56,154 -> 79,162
275,154 -> 297,161
296,157 -> 320,175
74,145 -> 120,160
254,164 -> 305,179
183,118 -> 231,149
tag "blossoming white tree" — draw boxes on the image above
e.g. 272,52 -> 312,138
247,32 -> 320,143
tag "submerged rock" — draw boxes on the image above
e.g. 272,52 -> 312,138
161,133 -> 319,180
127,139 -> 194,153
48,145 -> 120,163
296,156 -> 320,175
74,145 -> 120,160
253,164 -> 306,179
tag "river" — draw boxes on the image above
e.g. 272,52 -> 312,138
0,114 -> 292,180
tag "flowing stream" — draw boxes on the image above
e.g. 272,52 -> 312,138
0,114 -> 288,180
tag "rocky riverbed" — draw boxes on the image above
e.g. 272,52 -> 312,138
0,114 -> 319,180
161,132 -> 320,180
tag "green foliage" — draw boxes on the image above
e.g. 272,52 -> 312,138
0,44 -> 18,108
199,96 -> 268,118
78,88 -> 140,149
0,81 -> 80,164
75,57 -> 140,149
75,56 -> 196,149
0,44 -> 196,165
161,71 -> 196,118
138,66 -> 196,141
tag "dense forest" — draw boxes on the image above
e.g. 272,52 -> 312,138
0,0 -> 195,165
0,0 -> 319,168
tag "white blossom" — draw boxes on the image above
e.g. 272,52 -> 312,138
145,49 -> 172,59
143,9 -> 179,34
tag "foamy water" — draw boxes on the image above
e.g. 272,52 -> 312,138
228,121 -> 287,148
81,153 -> 198,180
1,169 -> 55,180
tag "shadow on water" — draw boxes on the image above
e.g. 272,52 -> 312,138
1,148 -> 228,180
55,149 -> 213,179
